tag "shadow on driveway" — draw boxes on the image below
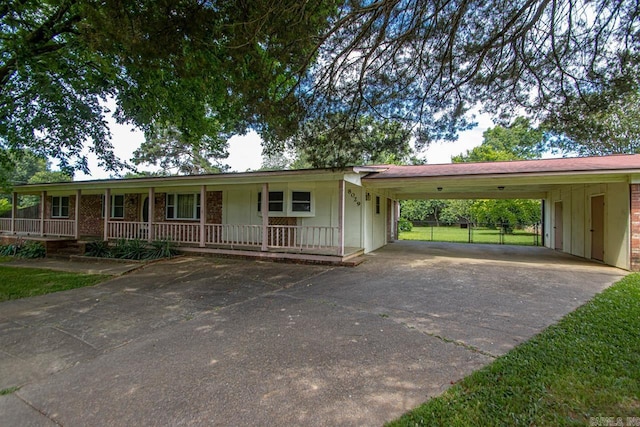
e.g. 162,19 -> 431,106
0,242 -> 626,426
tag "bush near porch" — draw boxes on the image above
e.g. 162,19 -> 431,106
388,273 -> 640,426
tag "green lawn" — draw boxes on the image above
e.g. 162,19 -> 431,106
400,225 -> 541,246
0,265 -> 112,302
387,273 -> 640,426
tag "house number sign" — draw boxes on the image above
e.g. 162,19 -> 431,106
346,188 -> 361,206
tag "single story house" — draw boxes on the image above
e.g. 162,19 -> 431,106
3,154 -> 640,270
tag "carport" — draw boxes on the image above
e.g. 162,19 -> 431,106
363,154 -> 640,271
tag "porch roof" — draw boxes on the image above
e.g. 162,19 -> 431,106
11,166 -> 385,195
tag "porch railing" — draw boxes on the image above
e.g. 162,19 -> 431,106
206,224 -> 262,246
0,218 -> 11,232
267,225 -> 337,249
108,221 -> 148,240
0,218 -> 75,236
154,222 -> 200,244
104,221 -> 340,252
44,219 -> 75,237
14,218 -> 40,234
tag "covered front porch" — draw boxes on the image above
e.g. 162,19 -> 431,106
1,171 -> 370,263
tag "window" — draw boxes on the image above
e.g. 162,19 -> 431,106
291,191 -> 312,212
257,191 -> 284,212
166,193 -> 201,220
375,196 -> 381,214
51,196 -> 69,218
102,194 -> 125,218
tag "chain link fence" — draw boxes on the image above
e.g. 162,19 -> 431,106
401,222 -> 542,246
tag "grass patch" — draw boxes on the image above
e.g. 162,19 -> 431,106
0,266 -> 111,302
387,274 -> 640,426
400,226 -> 540,246
0,386 -> 20,396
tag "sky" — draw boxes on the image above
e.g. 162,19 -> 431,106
74,112 -> 495,181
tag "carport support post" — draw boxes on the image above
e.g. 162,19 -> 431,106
261,183 -> 268,251
40,191 -> 46,236
148,187 -> 155,242
338,180 -> 345,256
199,185 -> 206,247
10,191 -> 17,234
103,188 -> 110,241
74,189 -> 81,239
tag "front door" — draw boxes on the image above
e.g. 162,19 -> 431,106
591,195 -> 605,261
554,201 -> 563,250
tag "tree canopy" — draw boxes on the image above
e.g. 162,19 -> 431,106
452,117 -> 546,162
132,123 -> 229,175
2,1 -> 639,180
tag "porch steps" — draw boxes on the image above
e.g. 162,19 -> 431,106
46,241 -> 86,258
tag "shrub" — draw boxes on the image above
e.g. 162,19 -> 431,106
17,241 -> 46,258
145,239 -> 178,260
398,217 -> 413,232
0,244 -> 18,257
112,238 -> 148,260
85,240 -> 112,258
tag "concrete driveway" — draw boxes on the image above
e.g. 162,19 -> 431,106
0,242 -> 625,426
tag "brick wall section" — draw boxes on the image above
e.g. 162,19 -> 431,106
125,194 -> 140,221
154,193 -> 166,222
207,191 -> 222,223
79,195 -> 102,237
631,184 -> 640,271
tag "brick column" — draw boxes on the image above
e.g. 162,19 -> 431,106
104,188 -> 110,241
631,184 -> 640,271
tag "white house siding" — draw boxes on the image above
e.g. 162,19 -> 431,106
363,190 -> 388,253
344,183 -> 364,249
547,182 -> 630,270
222,181 -> 351,249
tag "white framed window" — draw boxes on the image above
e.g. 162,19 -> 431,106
102,194 -> 125,218
257,191 -> 284,213
291,191 -> 312,212
166,193 -> 201,220
375,196 -> 381,214
51,196 -> 69,218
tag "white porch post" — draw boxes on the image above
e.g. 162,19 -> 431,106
338,180 -> 345,256
261,183 -> 268,251
39,191 -> 46,236
148,187 -> 155,242
10,192 -> 17,234
103,188 -> 110,241
199,185 -> 206,247
74,189 -> 81,239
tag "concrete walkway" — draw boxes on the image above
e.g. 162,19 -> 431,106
7,256 -> 144,276
0,242 -> 626,426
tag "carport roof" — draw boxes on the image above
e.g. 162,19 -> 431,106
364,154 -> 640,180
362,154 -> 640,200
